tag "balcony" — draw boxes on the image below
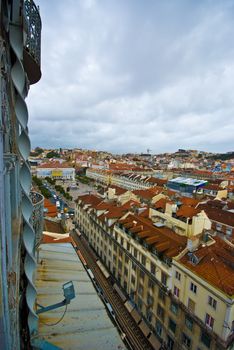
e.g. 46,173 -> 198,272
23,0 -> 42,84
30,191 -> 44,247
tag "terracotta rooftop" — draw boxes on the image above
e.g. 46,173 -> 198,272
180,237 -> 234,296
119,214 -> 187,259
197,204 -> 234,227
203,183 -> 222,191
176,205 -> 201,219
121,200 -> 141,210
154,198 -> 170,211
44,219 -> 65,234
108,185 -> 128,195
180,197 -> 200,207
44,198 -> 57,217
133,188 -> 162,200
37,161 -> 72,169
77,194 -> 103,207
105,207 -> 128,219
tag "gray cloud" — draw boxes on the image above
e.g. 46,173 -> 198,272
28,0 -> 234,153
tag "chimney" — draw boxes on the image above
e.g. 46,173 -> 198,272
187,236 -> 200,252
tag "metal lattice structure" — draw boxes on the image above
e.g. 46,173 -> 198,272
30,191 -> 44,248
0,0 -> 42,348
23,0 -> 42,66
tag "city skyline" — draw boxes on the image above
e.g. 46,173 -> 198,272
28,0 -> 234,153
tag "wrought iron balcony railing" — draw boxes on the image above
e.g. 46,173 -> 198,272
23,0 -> 42,84
30,191 -> 44,247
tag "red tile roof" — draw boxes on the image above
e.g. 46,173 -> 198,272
180,197 -> 200,207
44,198 -> 57,217
119,214 -> 187,258
197,204 -> 234,227
108,185 -> 128,195
154,198 -> 171,211
37,161 -> 72,169
176,205 -> 201,219
44,219 -> 65,234
77,194 -> 103,207
133,188 -> 163,200
180,237 -> 234,296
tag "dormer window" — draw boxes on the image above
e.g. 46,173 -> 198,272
188,253 -> 200,265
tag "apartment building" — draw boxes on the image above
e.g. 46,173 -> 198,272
75,194 -> 234,349
36,161 -> 75,180
86,168 -> 164,190
172,237 -> 234,350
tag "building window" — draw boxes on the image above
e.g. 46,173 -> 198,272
182,333 -> 191,349
226,227 -> 232,235
131,275 -> 135,285
141,255 -> 146,266
168,318 -> 176,333
119,250 -> 123,258
140,270 -> 145,280
208,296 -> 217,310
155,320 -> 162,337
175,271 -> 181,281
185,316 -> 193,331
190,282 -> 197,294
200,331 -> 211,348
132,262 -> 136,271
147,293 -> 154,306
124,267 -> 128,276
174,286 -> 180,298
205,313 -> 214,329
138,284 -> 143,296
170,301 -> 178,315
134,248 -> 137,258
146,310 -> 153,322
161,272 -> 167,286
127,242 -> 130,250
167,336 -> 174,350
216,223 -> 222,231
138,298 -> 143,311
148,279 -> 154,290
188,298 -> 195,312
125,255 -> 129,264
158,288 -> 166,303
151,262 -> 156,275
157,304 -> 165,321
121,237 -> 124,245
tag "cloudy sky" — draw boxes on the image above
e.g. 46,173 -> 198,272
28,0 -> 234,154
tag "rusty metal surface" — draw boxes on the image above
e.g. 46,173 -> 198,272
35,243 -> 126,350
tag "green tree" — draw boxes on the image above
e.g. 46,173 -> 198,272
46,151 -> 60,159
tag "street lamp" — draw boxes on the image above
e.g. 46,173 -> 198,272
36,281 -> 75,315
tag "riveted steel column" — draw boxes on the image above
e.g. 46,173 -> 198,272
0,38 -> 11,350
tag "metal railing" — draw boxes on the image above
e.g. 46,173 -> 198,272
30,191 -> 44,247
23,0 -> 41,66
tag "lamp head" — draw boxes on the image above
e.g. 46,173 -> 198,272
63,281 -> 75,302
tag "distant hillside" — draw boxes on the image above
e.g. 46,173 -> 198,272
209,152 -> 234,161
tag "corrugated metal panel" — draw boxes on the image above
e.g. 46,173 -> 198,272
36,243 -> 126,350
